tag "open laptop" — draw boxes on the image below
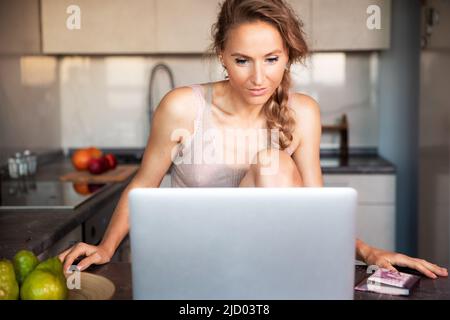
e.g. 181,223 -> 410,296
128,187 -> 357,300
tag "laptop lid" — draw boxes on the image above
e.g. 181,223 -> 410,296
129,187 -> 357,300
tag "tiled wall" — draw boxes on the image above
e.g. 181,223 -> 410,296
0,52 -> 380,150
59,52 -> 380,149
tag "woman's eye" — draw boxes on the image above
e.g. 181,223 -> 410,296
235,58 -> 248,65
267,57 -> 279,64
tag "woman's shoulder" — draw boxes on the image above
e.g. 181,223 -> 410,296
288,92 -> 320,118
154,85 -> 203,124
288,92 -> 321,145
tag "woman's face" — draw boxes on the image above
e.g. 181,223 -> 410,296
221,20 -> 289,105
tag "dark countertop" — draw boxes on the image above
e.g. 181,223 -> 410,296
0,155 -> 134,259
66,147 -> 396,174
90,263 -> 450,300
319,148 -> 396,174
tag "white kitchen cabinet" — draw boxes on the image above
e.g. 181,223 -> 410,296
286,0 -> 313,47
0,0 -> 41,54
155,0 -> 220,53
41,0 -> 157,54
323,174 -> 396,251
312,0 -> 391,51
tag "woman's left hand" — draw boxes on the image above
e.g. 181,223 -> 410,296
363,245 -> 448,279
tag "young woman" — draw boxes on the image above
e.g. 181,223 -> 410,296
60,0 -> 447,279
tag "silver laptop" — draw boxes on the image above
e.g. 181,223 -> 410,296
128,187 -> 357,300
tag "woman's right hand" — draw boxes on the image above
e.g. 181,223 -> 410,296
58,242 -> 112,272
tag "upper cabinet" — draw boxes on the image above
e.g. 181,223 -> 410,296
311,0 -> 391,51
38,0 -> 391,54
0,0 -> 41,54
286,0 -> 312,47
41,0 -> 157,54
155,0 -> 220,53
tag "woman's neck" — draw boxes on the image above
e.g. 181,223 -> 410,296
214,80 -> 266,124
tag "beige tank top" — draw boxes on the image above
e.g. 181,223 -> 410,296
170,83 -> 295,187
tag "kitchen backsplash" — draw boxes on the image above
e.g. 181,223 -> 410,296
0,56 -> 61,149
0,52 -> 380,150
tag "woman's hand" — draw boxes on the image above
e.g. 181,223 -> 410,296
362,245 -> 448,279
58,242 -> 112,272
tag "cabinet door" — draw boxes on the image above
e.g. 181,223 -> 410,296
155,0 -> 220,53
41,0 -> 156,54
323,173 -> 396,251
0,0 -> 41,54
312,0 -> 391,51
357,205 -> 396,251
286,0 -> 313,47
323,174 -> 396,204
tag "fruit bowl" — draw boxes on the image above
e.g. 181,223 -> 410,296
68,272 -> 115,300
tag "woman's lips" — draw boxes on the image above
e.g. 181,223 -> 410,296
248,87 -> 268,96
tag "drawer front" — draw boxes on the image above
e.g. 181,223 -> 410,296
323,174 -> 396,204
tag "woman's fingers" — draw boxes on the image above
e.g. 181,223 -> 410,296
58,247 -> 72,263
77,252 -> 100,271
376,258 -> 398,273
62,243 -> 96,272
394,255 -> 441,279
415,259 -> 448,277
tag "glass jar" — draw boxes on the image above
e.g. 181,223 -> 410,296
15,152 -> 28,177
8,157 -> 19,179
24,150 -> 37,175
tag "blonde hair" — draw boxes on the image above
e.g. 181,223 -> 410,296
209,0 -> 309,149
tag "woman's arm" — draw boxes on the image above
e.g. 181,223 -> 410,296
59,87 -> 197,271
290,94 -> 323,187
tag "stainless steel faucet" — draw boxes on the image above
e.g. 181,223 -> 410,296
148,63 -> 175,124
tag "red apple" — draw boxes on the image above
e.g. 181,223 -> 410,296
88,157 -> 109,175
88,183 -> 105,193
104,153 -> 118,170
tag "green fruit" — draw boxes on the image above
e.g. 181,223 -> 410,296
35,256 -> 66,283
0,259 -> 19,300
13,250 -> 39,285
20,269 -> 67,300
35,256 -> 63,274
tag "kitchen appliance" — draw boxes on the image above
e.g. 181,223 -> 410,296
0,179 -> 108,211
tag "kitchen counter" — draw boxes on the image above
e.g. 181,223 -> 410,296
90,263 -> 450,300
68,147 -> 396,174
320,148 -> 395,174
0,155 -> 134,259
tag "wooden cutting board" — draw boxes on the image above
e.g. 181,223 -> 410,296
60,164 -> 139,183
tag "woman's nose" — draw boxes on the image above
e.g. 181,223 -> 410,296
251,63 -> 265,85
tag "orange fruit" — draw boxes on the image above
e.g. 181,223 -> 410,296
86,147 -> 103,159
72,182 -> 90,195
71,149 -> 92,171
